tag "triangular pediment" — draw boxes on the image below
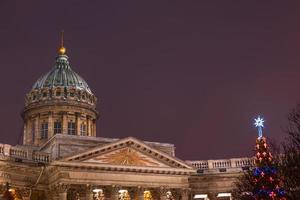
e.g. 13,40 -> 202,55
82,147 -> 169,167
62,137 -> 193,169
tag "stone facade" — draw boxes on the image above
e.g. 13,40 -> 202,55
0,45 -> 253,200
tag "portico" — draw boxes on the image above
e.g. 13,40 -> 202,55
46,137 -> 194,200
50,184 -> 190,200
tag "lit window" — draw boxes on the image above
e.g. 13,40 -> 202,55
41,122 -> 48,139
80,123 -> 86,136
54,121 -> 62,134
68,121 -> 76,135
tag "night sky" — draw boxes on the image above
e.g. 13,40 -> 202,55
0,1 -> 300,160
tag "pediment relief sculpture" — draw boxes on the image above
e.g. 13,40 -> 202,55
83,147 -> 168,167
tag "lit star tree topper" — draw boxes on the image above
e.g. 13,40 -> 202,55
254,116 -> 264,138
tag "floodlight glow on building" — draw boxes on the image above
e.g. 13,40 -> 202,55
217,192 -> 231,197
194,194 -> 209,199
92,189 -> 103,193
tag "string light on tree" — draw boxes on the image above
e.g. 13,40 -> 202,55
251,116 -> 286,200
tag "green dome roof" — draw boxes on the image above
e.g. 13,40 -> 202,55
32,54 -> 92,94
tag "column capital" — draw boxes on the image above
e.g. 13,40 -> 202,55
159,186 -> 169,195
111,184 -> 122,192
159,187 -> 168,200
53,183 -> 70,193
20,188 -> 31,200
136,186 -> 144,192
86,184 -> 94,192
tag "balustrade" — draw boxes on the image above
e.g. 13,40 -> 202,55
186,157 -> 254,171
32,152 -> 50,163
0,143 -> 50,163
9,147 -> 28,159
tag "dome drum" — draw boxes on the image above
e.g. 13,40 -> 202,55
22,108 -> 97,145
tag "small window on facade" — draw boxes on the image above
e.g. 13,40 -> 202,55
70,92 -> 74,97
82,95 -> 85,100
68,121 -> 76,135
43,92 -> 47,97
56,91 -> 61,96
33,95 -> 36,100
80,123 -> 86,136
54,121 -> 62,134
41,122 -> 48,139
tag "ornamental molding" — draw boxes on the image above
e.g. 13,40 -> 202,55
57,172 -> 70,179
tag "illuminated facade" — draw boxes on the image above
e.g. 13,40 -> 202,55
0,44 -> 253,200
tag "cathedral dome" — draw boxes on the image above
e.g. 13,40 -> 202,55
22,41 -> 98,146
32,54 -> 92,94
24,48 -> 97,108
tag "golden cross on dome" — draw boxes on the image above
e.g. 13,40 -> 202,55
58,30 -> 66,55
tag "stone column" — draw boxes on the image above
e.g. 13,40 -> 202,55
159,187 -> 168,200
62,112 -> 68,135
57,184 -> 69,200
48,111 -> 54,138
208,192 -> 217,200
76,113 -> 81,136
86,116 -> 91,136
26,119 -> 33,144
34,114 -> 40,145
86,184 -> 94,200
23,123 -> 27,145
136,186 -> 144,200
59,191 -> 67,200
111,185 -> 120,200
93,119 -> 97,136
180,189 -> 190,200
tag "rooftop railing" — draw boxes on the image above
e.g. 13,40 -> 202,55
186,157 -> 254,170
0,144 -> 50,163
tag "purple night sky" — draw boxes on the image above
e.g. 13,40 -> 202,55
0,1 -> 300,160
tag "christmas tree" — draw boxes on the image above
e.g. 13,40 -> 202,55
252,116 -> 285,200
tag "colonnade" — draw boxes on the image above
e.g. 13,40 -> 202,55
24,111 -> 97,145
52,184 -> 190,200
